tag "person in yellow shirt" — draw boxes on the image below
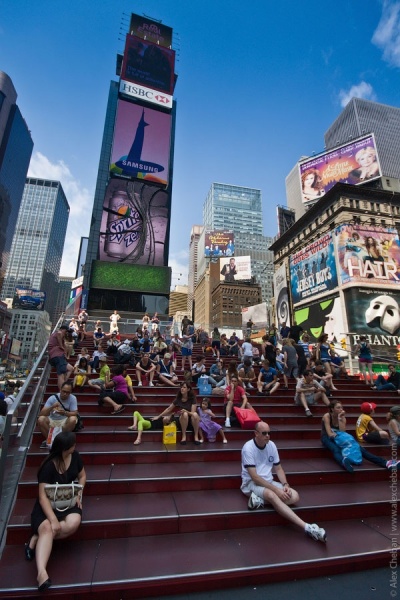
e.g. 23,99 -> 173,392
355,402 -> 389,444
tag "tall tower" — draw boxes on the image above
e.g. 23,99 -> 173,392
1,178 -> 69,324
83,13 -> 176,315
203,183 -> 263,235
0,71 -> 34,291
188,225 -> 203,316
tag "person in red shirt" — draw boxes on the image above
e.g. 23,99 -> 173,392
224,376 -> 253,428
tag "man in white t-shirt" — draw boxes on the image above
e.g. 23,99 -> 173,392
241,421 -> 327,542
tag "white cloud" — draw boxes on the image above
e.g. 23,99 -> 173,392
338,81 -> 377,108
372,1 -> 400,67
168,250 -> 189,289
28,152 -> 93,276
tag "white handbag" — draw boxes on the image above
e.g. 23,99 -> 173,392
44,482 -> 83,511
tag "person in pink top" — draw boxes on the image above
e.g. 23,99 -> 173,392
99,365 -> 128,414
48,326 -> 74,390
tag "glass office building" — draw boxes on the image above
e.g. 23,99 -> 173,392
1,178 -> 69,324
203,183 -> 263,235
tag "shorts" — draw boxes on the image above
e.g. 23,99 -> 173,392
284,365 -> 298,378
362,431 -> 384,444
359,358 -> 373,364
241,479 -> 284,498
321,358 -> 331,363
89,378 -> 106,388
295,392 -> 316,406
211,341 -> 220,349
49,355 -> 68,375
181,347 -> 192,356
99,390 -> 127,406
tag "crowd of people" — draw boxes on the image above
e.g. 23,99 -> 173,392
26,312 -> 400,589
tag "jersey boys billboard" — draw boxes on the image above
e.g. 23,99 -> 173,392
289,232 -> 338,305
335,224 -> 400,286
110,100 -> 171,186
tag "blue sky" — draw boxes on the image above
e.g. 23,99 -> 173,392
1,0 -> 400,287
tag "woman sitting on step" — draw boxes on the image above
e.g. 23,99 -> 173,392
152,382 -> 201,445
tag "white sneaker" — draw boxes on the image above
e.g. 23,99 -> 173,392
306,523 -> 327,542
92,369 -> 97,374
149,382 -> 154,387
247,383 -> 254,389
225,418 -> 231,428
248,492 -> 264,510
138,382 -> 142,386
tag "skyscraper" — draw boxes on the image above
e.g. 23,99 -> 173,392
0,71 -> 34,291
203,183 -> 263,235
202,183 -> 273,303
83,13 -> 177,314
188,225 -> 203,316
1,178 -> 69,324
324,98 -> 400,184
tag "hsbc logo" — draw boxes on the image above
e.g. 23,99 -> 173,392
119,80 -> 172,108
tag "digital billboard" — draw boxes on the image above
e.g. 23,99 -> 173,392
99,179 -> 170,267
290,232 -> 338,305
90,261 -> 171,294
129,13 -> 173,48
205,231 -> 235,257
242,302 -> 268,328
294,295 -> 344,343
121,34 -> 175,95
335,223 -> 400,286
299,134 -> 381,204
344,287 -> 400,352
13,289 -> 46,311
219,256 -> 251,282
274,263 -> 290,326
110,100 -> 171,186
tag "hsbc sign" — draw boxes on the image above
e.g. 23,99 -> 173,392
119,80 -> 172,108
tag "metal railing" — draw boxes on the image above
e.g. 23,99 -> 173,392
0,316 -> 62,555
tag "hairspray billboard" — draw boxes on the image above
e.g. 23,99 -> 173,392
110,100 -> 171,187
274,262 -> 290,326
99,178 -> 170,267
335,223 -> 400,287
290,232 -> 338,306
299,134 -> 381,205
344,287 -> 400,352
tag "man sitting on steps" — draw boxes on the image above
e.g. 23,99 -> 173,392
241,420 -> 327,542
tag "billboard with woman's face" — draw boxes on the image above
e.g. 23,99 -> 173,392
335,223 -> 400,286
299,134 -> 381,205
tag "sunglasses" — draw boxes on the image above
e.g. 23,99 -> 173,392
258,431 -> 270,436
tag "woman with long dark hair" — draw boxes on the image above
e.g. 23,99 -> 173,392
25,432 -> 86,591
152,382 -> 201,445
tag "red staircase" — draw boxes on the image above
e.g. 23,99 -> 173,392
0,345 -> 395,598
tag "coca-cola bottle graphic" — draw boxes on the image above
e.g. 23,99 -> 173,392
104,190 -> 143,259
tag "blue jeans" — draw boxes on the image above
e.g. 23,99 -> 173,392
321,434 -> 387,469
375,375 -> 396,391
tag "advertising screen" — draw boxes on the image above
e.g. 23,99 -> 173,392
299,134 -> 381,204
121,34 -> 175,95
90,261 -> 171,294
13,288 -> 46,311
290,232 -> 338,305
99,179 -> 170,267
241,302 -> 268,328
335,223 -> 400,286
294,295 -> 344,343
344,287 -> 400,352
219,256 -> 251,282
274,263 -> 290,326
110,100 -> 171,186
205,231 -> 235,257
129,13 -> 173,48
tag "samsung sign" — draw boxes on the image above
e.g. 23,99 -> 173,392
119,80 -> 172,108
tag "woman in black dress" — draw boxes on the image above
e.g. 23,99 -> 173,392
25,432 -> 86,591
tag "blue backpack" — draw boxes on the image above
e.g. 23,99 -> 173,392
334,431 -> 363,465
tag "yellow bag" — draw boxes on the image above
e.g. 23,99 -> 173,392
163,421 -> 177,444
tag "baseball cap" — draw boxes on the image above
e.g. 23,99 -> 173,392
360,402 -> 377,414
